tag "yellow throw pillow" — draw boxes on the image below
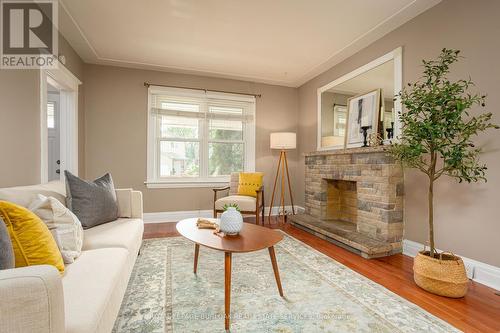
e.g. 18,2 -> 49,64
237,172 -> 264,198
0,201 -> 65,274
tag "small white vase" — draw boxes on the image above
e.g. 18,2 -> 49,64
219,207 -> 243,235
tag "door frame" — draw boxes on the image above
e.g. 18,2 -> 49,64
40,63 -> 82,183
47,92 -> 60,181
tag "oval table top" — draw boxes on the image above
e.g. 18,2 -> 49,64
176,218 -> 283,253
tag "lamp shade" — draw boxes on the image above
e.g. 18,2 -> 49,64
270,132 -> 296,150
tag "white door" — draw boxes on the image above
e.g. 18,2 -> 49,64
47,92 -> 60,181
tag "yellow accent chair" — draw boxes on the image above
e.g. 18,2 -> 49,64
213,172 -> 265,225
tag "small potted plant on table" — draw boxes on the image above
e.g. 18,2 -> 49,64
389,49 -> 498,297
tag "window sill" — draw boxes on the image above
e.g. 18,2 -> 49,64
144,180 -> 229,189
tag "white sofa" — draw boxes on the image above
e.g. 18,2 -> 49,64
0,181 -> 144,333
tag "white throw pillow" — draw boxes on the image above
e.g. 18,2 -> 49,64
29,194 -> 84,264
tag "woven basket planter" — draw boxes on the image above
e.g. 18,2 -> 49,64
413,250 -> 469,298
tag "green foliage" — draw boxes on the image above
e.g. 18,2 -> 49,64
389,49 -> 498,183
222,203 -> 240,212
209,129 -> 244,176
388,49 -> 498,257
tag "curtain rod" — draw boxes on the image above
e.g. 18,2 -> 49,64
144,82 -> 261,98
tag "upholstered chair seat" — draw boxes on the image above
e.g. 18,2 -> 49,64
214,195 -> 257,212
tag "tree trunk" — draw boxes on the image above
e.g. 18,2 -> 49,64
428,151 -> 437,258
428,175 -> 435,258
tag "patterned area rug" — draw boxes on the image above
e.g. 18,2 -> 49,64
113,234 -> 460,333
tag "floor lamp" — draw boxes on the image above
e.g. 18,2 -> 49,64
269,132 -> 296,223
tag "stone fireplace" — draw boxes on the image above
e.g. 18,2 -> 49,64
290,146 -> 404,258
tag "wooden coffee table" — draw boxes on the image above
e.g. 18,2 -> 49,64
176,218 -> 284,330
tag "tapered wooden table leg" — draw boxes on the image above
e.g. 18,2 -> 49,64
268,246 -> 284,297
193,244 -> 200,274
224,252 -> 232,330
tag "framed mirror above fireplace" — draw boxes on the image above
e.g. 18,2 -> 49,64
317,47 -> 402,151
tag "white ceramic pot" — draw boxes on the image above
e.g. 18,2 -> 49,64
219,207 -> 243,235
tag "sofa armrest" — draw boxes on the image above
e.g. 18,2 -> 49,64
131,190 -> 143,219
0,265 -> 65,333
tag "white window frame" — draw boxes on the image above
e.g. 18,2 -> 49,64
146,86 -> 256,188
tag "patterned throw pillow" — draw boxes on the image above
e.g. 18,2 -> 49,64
65,171 -> 119,229
29,194 -> 84,264
0,201 -> 65,274
237,172 -> 264,198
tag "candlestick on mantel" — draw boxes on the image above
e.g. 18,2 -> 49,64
361,126 -> 371,147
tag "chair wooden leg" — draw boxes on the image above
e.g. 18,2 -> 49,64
213,210 -> 217,218
256,192 -> 261,225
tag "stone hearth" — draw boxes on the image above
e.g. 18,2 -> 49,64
290,146 -> 404,258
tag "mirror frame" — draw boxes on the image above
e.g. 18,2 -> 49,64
317,47 -> 403,151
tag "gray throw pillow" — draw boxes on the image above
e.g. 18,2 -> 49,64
0,217 -> 15,270
65,171 -> 119,229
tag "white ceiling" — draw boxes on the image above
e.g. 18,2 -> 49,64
327,60 -> 394,99
59,0 -> 440,87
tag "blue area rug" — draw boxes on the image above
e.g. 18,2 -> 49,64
113,234 -> 459,332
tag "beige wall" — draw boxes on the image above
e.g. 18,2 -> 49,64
82,64 -> 298,213
297,0 -> 500,266
0,32 -> 85,187
0,70 -> 41,187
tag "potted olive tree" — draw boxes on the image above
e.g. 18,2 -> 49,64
389,49 -> 498,297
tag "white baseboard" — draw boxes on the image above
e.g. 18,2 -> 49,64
144,205 -> 305,224
143,210 -> 213,223
403,239 -> 500,291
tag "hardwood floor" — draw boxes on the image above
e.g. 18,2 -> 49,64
143,217 -> 500,333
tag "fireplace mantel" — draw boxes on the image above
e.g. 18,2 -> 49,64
304,146 -> 388,156
290,147 -> 404,258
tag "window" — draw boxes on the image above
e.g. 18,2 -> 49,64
47,101 -> 55,128
146,86 -> 256,187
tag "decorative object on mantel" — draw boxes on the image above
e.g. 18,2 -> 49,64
388,48 -> 499,298
219,205 -> 243,235
385,123 -> 394,140
368,132 -> 383,147
360,125 -> 371,147
269,132 -> 296,224
345,89 -> 381,148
